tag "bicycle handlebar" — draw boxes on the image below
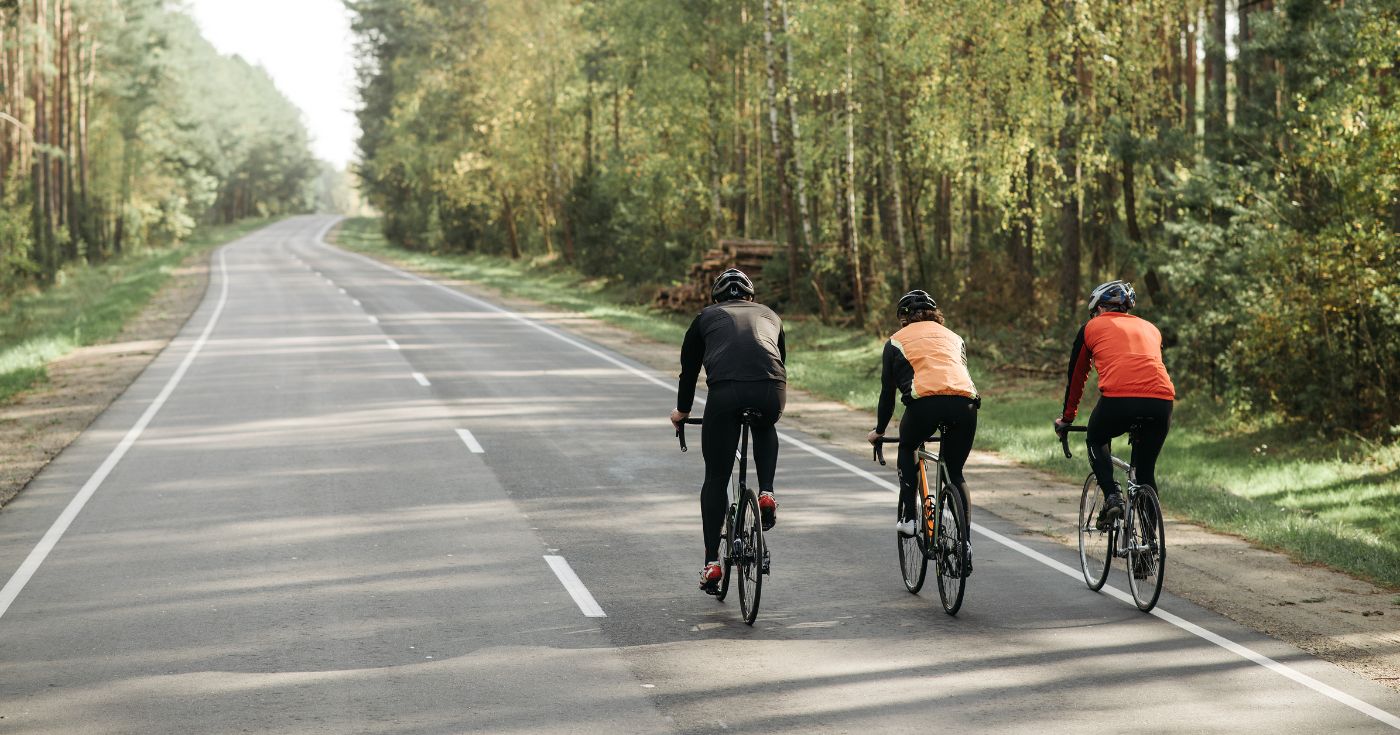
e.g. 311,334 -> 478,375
871,434 -> 938,466
1058,424 -> 1087,458
676,417 -> 704,452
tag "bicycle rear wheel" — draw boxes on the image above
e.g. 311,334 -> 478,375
716,502 -> 735,601
1127,486 -> 1166,612
735,490 -> 765,625
897,494 -> 927,593
933,480 -> 967,616
1078,475 -> 1113,591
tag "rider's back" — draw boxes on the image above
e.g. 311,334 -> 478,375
695,300 -> 786,385
1082,312 -> 1174,400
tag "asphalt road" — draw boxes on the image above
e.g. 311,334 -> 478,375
2,216 -> 1397,734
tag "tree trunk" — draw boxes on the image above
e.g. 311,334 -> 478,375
1058,127 -> 1081,313
877,53 -> 908,292
1206,0 -> 1228,152
1123,153 -> 1142,243
500,188 -> 520,259
1184,16 -> 1196,132
779,0 -> 814,275
1017,150 -> 1036,301
843,27 -> 863,327
762,0 -> 797,298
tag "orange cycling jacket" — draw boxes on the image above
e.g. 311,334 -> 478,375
1061,311 -> 1175,423
875,320 -> 978,433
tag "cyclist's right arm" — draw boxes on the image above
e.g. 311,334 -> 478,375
874,340 -> 898,435
676,314 -> 705,413
1060,323 -> 1092,424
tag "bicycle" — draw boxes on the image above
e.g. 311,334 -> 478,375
873,431 -> 968,616
1058,424 -> 1166,612
677,410 -> 770,625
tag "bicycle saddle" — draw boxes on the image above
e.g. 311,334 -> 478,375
740,408 -> 763,422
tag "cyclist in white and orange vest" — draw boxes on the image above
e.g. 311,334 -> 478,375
866,290 -> 980,574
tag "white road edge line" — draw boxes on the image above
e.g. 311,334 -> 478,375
455,429 -> 485,454
0,249 -> 234,622
319,229 -> 1400,730
544,555 -> 607,617
412,372 -> 431,387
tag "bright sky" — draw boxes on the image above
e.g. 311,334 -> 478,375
188,0 -> 358,169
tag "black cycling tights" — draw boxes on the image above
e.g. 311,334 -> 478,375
898,395 -> 978,525
1085,397 -> 1173,497
700,380 -> 786,563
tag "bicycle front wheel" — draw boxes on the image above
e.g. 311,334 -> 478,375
735,490 -> 765,625
897,493 -> 927,593
933,480 -> 967,616
1127,486 -> 1166,612
1078,475 -> 1113,591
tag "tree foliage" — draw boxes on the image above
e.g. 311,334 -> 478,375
348,0 -> 1398,436
0,0 -> 318,293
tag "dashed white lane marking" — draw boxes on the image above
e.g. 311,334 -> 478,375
412,372 -> 430,387
544,555 -> 606,617
368,315 -> 379,324
0,250 -> 234,621
385,339 -> 400,350
352,299 -> 361,307
338,288 -> 347,295
320,234 -> 1400,730
455,429 -> 484,454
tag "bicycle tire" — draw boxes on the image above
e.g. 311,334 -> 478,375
897,493 -> 928,593
1078,475 -> 1113,591
1127,486 -> 1166,612
716,502 -> 735,601
735,490 -> 764,625
934,475 -> 967,616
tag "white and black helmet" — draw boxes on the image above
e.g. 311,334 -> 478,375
1088,280 -> 1136,312
896,289 -> 937,317
711,268 -> 755,302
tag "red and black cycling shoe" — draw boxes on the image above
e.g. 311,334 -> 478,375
699,562 -> 723,594
758,491 -> 778,530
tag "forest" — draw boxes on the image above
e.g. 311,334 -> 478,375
0,0 -> 319,293
348,0 -> 1397,437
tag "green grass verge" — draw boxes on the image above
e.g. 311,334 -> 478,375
0,218 -> 276,403
332,216 -> 1400,590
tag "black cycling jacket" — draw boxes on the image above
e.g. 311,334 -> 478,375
676,300 -> 787,412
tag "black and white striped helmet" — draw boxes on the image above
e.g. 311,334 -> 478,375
711,268 -> 755,302
1088,280 -> 1136,312
896,289 -> 937,317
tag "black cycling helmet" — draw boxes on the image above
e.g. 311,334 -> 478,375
1088,280 -> 1136,312
711,268 -> 755,302
896,289 -> 937,317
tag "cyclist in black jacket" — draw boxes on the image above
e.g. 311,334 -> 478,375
670,269 -> 787,593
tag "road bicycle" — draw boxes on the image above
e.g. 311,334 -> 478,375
873,431 -> 968,616
1059,424 -> 1166,612
678,410 -> 769,625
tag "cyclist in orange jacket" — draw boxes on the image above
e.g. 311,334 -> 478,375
1054,281 -> 1175,528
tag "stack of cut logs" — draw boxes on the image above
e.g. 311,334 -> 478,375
654,239 -> 781,313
